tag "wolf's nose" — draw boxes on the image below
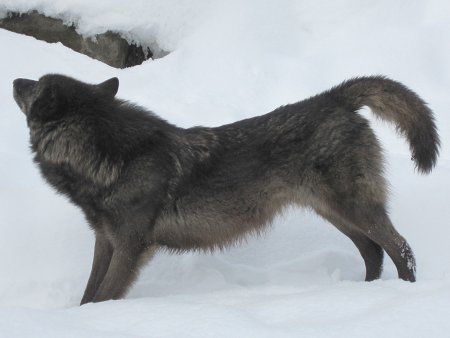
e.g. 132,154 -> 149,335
13,78 -> 27,90
13,78 -> 23,86
13,78 -> 37,92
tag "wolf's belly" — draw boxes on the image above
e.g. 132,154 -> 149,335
151,178 -> 307,251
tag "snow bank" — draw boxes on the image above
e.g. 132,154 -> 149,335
0,0 -> 449,337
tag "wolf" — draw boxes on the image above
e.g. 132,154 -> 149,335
13,74 -> 439,304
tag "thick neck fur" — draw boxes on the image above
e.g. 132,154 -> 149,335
30,117 -> 122,187
29,100 -> 220,189
29,101 -> 175,186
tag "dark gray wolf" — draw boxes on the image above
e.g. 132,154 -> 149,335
13,74 -> 439,304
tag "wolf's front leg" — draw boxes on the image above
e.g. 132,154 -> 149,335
80,232 -> 113,305
91,242 -> 156,303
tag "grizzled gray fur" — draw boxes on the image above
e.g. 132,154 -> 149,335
12,74 -> 439,304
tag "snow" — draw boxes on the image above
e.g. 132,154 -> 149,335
0,0 -> 450,337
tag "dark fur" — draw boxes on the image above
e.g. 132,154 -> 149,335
13,74 -> 439,304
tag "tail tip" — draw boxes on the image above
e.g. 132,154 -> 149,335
412,143 -> 439,175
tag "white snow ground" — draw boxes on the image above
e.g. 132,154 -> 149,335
0,1 -> 449,337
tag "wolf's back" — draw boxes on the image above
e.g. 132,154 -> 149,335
329,76 -> 440,173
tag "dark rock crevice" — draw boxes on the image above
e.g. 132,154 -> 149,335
0,11 -> 164,68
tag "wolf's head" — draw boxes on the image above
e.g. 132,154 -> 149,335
13,74 -> 123,186
13,74 -> 119,123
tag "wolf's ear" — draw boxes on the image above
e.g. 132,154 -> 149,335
98,77 -> 119,97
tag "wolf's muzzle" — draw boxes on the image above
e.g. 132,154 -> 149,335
13,78 -> 38,114
13,78 -> 37,95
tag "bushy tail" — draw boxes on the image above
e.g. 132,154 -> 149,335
333,76 -> 440,173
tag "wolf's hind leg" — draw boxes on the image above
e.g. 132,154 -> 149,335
316,209 -> 384,281
336,202 -> 416,282
80,232 -> 113,305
